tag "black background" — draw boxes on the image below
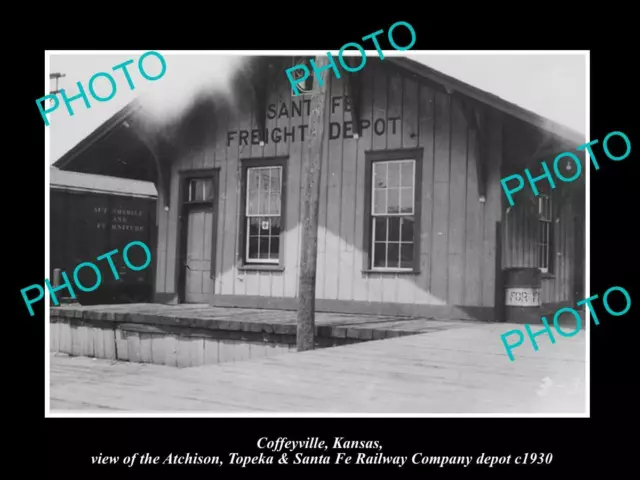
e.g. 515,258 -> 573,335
9,11 -> 636,477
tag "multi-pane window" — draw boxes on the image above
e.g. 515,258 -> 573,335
245,166 -> 282,263
538,194 -> 553,273
371,160 -> 416,270
187,178 -> 214,203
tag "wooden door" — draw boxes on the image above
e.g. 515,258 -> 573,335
178,171 -> 219,304
184,208 -> 214,303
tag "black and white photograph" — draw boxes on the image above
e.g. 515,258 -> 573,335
43,50 -> 589,416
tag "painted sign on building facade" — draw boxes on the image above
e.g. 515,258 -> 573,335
226,95 -> 400,147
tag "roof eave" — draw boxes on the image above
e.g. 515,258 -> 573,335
52,99 -> 143,170
54,56 -> 586,173
388,57 -> 586,147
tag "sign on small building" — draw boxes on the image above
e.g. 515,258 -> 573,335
505,287 -> 541,307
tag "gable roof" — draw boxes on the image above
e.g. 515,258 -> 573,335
50,167 -> 157,198
53,56 -> 585,172
387,57 -> 585,146
53,100 -> 143,170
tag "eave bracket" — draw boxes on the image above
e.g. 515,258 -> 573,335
459,98 -> 488,199
248,58 -> 280,144
128,121 -> 173,209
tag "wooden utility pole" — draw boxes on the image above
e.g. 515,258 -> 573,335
49,72 -> 66,107
49,73 -> 66,94
296,56 -> 331,352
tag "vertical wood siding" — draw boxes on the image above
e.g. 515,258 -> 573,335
154,59 -> 504,307
500,118 -> 585,307
502,200 -> 577,304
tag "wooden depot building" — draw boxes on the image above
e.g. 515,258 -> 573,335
54,55 -> 586,323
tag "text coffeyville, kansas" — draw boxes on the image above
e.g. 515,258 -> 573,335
93,436 -> 552,468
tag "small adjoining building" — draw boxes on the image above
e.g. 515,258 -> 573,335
53,55 -> 586,322
50,167 -> 157,304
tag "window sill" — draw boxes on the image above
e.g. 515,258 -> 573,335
237,264 -> 284,272
541,272 -> 556,279
361,269 -> 420,275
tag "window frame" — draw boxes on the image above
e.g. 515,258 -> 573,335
537,193 -> 555,274
185,177 -> 215,205
237,157 -> 288,271
362,148 -> 423,274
